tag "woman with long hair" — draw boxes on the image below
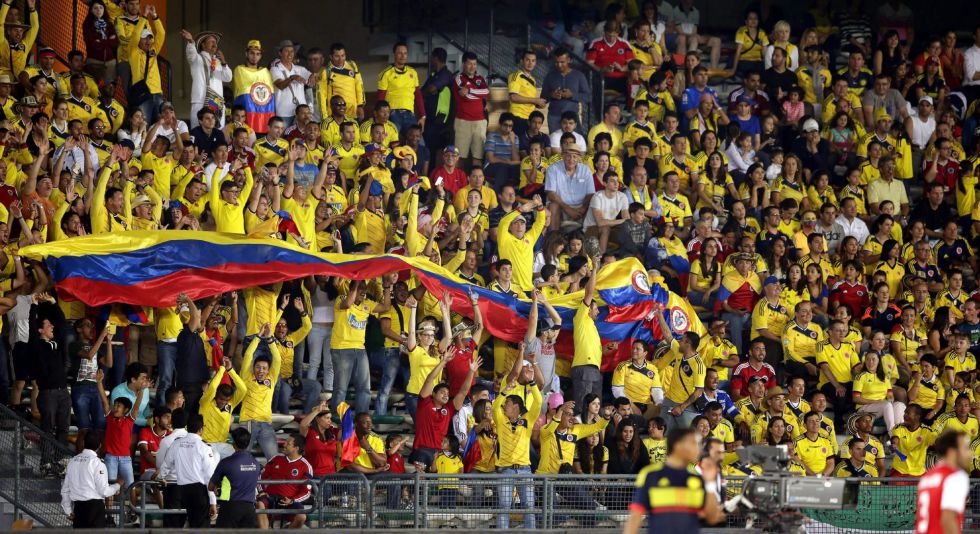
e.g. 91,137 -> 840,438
81,0 -> 119,84
772,154 -> 806,208
607,420 -> 649,475
939,30 -> 964,90
116,108 -> 147,158
782,263 -> 806,311
927,306 -> 954,358
688,237 -> 722,309
731,8 -> 769,76
901,220 -> 927,261
826,111 -> 858,171
696,151 -> 736,214
532,230 -> 566,277
803,263 -> 829,322
873,239 -> 905,300
873,30 -> 906,76
574,432 -> 609,475
765,237 -> 792,283
861,214 -> 895,275
577,393 -> 602,425
299,400 -> 338,477
861,281 -> 903,337
765,416 -> 793,445
853,350 -> 906,432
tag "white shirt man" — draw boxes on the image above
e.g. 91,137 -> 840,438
61,446 -> 120,528
270,44 -> 311,123
963,27 -> 980,88
184,39 -> 233,129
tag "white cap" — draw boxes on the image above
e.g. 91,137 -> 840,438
919,95 -> 934,106
140,27 -> 154,39
802,118 -> 819,133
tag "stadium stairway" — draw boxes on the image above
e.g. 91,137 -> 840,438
0,405 -> 74,528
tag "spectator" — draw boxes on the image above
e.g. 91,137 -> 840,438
125,6 -> 165,124
452,52 -> 489,170
181,29 -> 232,129
586,20 -> 634,95
80,1 -> 118,85
541,48 -> 591,134
257,433 -> 313,529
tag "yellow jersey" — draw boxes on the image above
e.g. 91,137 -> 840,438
664,353 -> 706,404
751,298 -> 791,340
537,418 -> 609,474
493,384 -> 542,467
331,298 -> 379,350
794,434 -> 836,474
911,374 -> 945,411
200,366 -> 248,444
507,70 -> 538,119
891,424 -> 936,475
611,360 -> 662,405
239,338 -> 283,423
934,413 -> 980,439
782,321 -> 825,364
840,434 -> 885,465
852,371 -> 891,402
377,65 -> 420,112
815,340 -> 859,388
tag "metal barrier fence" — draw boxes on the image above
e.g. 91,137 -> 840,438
116,473 -> 948,531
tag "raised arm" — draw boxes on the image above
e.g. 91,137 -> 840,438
583,255 -> 600,306
419,352 -> 452,399
452,356 -> 482,410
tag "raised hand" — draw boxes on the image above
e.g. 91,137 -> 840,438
292,296 -> 304,312
222,357 -> 232,370
280,294 -> 290,310
180,29 -> 193,43
469,356 -> 483,373
405,296 -> 418,309
260,323 -> 272,338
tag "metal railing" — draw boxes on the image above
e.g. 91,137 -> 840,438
0,403 -> 75,527
112,472 -> 946,531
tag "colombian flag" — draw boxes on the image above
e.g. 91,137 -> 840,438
336,401 -> 360,467
232,67 -> 276,134
20,231 -> 703,368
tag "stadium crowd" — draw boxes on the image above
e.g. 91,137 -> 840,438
0,0 -> 970,529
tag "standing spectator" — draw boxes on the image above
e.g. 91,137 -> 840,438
377,42 -> 424,135
81,0 -> 118,85
331,280 -> 392,413
270,40 -> 311,127
421,47 -> 453,164
125,5 -> 165,124
232,39 -> 276,134
60,432 -> 120,529
113,0 -> 145,89
541,48 -> 591,133
31,291 -> 70,475
484,114 -> 522,192
155,409 -> 188,527
452,52 -> 489,170
410,350 -> 480,467
0,0 -> 38,78
158,414 -> 219,529
239,325 -> 283,461
209,427 -> 262,528
586,20 -> 634,95
97,367 -> 143,504
493,379 -> 542,529
507,49 -> 547,139
200,357 -> 247,459
257,433 -> 313,529
180,29 -> 232,129
570,260 -> 602,415
321,43 -> 365,121
718,253 -> 762,354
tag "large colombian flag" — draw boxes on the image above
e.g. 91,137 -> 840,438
20,231 -> 703,371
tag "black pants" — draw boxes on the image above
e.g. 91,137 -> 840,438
178,384 -> 204,420
162,483 -> 185,528
39,388 -> 70,465
820,381 -> 854,428
72,499 -> 106,528
216,500 -> 258,528
180,482 -> 210,528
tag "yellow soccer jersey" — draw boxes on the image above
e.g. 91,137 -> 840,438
891,424 -> 936,476
611,360 -> 662,405
377,65 -> 420,112
794,434 -> 836,474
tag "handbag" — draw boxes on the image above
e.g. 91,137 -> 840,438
202,53 -> 226,113
128,52 -> 153,106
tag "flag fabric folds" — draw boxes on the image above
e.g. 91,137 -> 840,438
20,231 -> 703,369
336,401 -> 360,467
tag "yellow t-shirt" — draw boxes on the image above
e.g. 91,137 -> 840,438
353,433 -> 386,469
934,413 -> 980,439
572,303 -> 602,368
735,26 -> 769,62
407,345 -> 442,395
891,424 -> 936,475
611,360 -> 662,405
331,298 -> 379,350
815,340 -> 859,388
507,70 -> 538,119
377,65 -> 420,112
794,434 -> 836,474
664,353 -> 706,404
852,371 -> 890,402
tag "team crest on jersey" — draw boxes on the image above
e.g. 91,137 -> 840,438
617,48 -> 625,55
856,291 -> 864,296
809,331 -> 818,339
249,82 -> 273,105
631,271 -> 652,295
669,306 -> 690,334
821,447 -> 827,453
646,370 -> 655,379
957,247 -> 964,254
439,408 -> 448,416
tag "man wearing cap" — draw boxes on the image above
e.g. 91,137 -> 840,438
750,386 -> 798,443
544,144 -> 594,230
718,252 -> 762,355
232,39 -> 276,134
21,46 -> 57,101
270,40 -> 311,127
792,119 -> 832,176
126,6 -> 165,123
906,95 -> 937,155
857,107 -> 898,159
181,29 -> 232,129
0,0 -> 37,77
0,72 -> 14,119
131,188 -> 162,231
429,145 -> 467,196
862,74 -> 909,128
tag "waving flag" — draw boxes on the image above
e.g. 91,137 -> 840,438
20,231 -> 702,368
336,401 -> 360,467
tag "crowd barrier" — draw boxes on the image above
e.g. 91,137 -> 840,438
114,473 -> 966,531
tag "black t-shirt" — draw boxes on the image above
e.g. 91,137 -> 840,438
909,201 -> 953,233
761,68 -> 797,102
175,324 -> 208,387
623,157 -> 659,184
188,126 -> 225,156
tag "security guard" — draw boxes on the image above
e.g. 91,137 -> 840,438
158,414 -> 219,528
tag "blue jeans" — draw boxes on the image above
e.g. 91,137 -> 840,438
106,453 -> 134,490
389,109 -> 417,136
374,347 -> 402,416
497,466 -> 535,529
107,331 -> 127,390
245,420 -> 278,461
721,311 -> 750,356
72,383 -> 106,430
272,377 -> 322,414
404,393 -> 419,422
305,324 -> 333,391
661,398 -> 698,434
331,348 -> 371,414
137,94 -> 164,126
155,341 -> 178,406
